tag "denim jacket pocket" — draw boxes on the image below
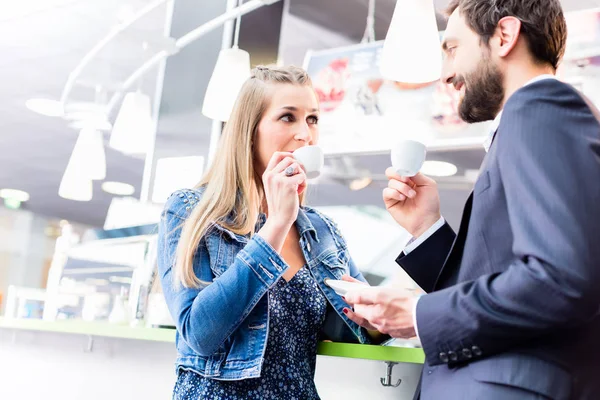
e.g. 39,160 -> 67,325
319,249 -> 349,278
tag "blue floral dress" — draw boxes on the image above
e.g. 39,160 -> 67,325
173,266 -> 327,399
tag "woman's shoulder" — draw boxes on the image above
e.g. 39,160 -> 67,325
302,206 -> 346,246
303,206 -> 338,229
162,187 -> 205,220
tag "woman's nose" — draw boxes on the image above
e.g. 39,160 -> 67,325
295,122 -> 312,143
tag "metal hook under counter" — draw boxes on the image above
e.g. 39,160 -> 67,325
380,361 -> 402,387
84,335 -> 94,353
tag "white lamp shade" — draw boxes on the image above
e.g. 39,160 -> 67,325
59,160 -> 93,201
380,0 -> 442,84
202,47 -> 251,122
69,128 -> 106,180
110,92 -> 154,155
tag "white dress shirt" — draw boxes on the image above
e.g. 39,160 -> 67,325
408,74 -> 557,339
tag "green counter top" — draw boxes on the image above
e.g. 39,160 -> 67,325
0,317 -> 424,364
0,317 -> 176,342
317,341 -> 424,364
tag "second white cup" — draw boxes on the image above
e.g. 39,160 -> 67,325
391,139 -> 427,177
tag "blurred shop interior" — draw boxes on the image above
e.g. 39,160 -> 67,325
1,0 -> 599,335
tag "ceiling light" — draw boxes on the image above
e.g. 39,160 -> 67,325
25,98 -> 64,117
464,169 -> 480,183
0,188 -> 30,202
421,161 -> 458,177
102,182 -> 135,196
58,129 -> 104,201
202,47 -> 251,122
0,189 -> 30,209
110,92 -> 154,155
349,177 -> 373,191
67,128 -> 106,181
59,165 -> 93,201
380,0 -> 442,84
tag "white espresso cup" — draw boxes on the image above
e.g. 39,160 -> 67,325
293,145 -> 324,179
391,139 -> 427,177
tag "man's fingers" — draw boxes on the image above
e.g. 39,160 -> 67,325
340,275 -> 368,285
344,288 -> 380,306
383,187 -> 406,203
388,179 -> 417,199
343,308 -> 377,331
410,172 -> 436,186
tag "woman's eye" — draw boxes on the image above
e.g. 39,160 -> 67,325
307,116 -> 319,124
280,114 -> 294,122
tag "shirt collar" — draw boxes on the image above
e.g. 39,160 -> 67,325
483,74 -> 557,152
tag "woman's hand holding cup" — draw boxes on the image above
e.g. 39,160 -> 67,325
258,152 -> 307,252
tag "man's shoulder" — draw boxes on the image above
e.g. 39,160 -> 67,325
506,78 -> 580,111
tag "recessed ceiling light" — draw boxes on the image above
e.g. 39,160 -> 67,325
25,98 -> 64,117
421,161 -> 458,177
0,188 -> 30,202
349,177 -> 373,191
102,181 -> 135,196
464,169 -> 480,183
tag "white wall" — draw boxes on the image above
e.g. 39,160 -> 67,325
0,329 -> 176,400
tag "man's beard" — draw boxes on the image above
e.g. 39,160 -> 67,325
456,57 -> 504,124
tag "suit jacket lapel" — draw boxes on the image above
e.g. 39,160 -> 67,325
432,129 -> 498,290
433,192 -> 473,289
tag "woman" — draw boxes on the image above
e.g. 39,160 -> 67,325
158,65 -> 379,400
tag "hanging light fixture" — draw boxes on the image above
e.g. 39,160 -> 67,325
202,0 -> 251,122
110,91 -> 154,155
380,0 -> 442,84
58,127 -> 105,201
58,159 -> 93,202
71,127 -> 106,180
84,128 -> 106,180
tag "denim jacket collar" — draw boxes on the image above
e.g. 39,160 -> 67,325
296,207 -> 319,243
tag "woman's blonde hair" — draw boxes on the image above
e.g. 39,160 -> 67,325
174,65 -> 314,288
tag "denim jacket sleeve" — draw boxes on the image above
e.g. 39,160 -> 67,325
157,190 -> 290,356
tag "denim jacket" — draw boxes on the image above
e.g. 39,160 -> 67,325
157,188 -> 374,380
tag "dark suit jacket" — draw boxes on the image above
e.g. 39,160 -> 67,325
398,78 -> 600,399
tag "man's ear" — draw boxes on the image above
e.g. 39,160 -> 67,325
492,16 -> 522,58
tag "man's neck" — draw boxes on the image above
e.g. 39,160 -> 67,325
502,64 -> 556,108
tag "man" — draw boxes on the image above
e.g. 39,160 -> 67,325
343,0 -> 600,399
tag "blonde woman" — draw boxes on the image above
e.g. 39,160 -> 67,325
158,65 -> 380,400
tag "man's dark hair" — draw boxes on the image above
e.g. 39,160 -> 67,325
446,0 -> 567,70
